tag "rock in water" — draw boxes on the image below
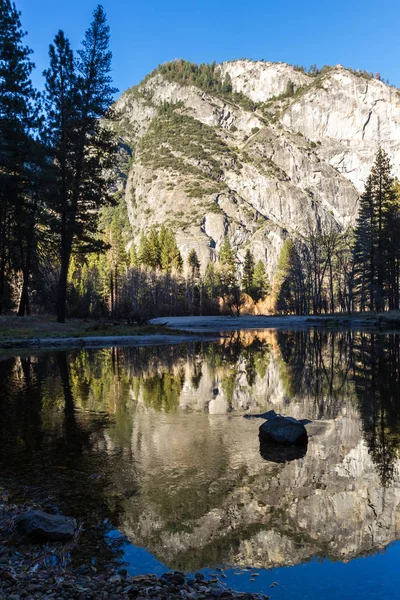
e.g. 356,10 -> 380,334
16,510 -> 76,542
259,415 -> 308,445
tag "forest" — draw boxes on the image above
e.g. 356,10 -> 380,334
2,0 -> 400,323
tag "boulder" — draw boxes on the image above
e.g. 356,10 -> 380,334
16,510 -> 76,542
259,415 -> 308,446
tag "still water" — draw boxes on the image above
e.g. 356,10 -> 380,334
1,329 -> 400,599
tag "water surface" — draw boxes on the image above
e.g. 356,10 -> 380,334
1,329 -> 400,598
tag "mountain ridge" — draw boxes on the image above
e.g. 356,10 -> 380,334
112,59 -> 400,276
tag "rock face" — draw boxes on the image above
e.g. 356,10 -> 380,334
16,510 -> 76,542
259,415 -> 308,445
113,60 -> 400,276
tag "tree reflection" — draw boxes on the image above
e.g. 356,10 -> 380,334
353,333 -> 400,487
276,329 -> 354,418
0,352 -> 126,570
276,330 -> 400,486
2,329 -> 400,573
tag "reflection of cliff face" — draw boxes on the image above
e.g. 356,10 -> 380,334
98,331 -> 400,571
3,331 -> 399,574
117,409 -> 400,570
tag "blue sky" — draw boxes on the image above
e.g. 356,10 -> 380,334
17,0 -> 400,96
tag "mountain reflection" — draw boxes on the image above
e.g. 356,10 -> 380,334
1,330 -> 400,572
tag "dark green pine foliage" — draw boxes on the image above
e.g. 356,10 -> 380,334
354,177 -> 374,311
44,5 -> 118,323
154,60 -> 258,111
252,260 -> 270,302
148,226 -> 161,269
139,227 -> 183,273
138,233 -> 151,267
219,236 -> 236,293
0,0 -> 37,314
385,180 -> 400,310
188,249 -> 201,280
353,148 -> 397,312
160,228 -> 182,273
276,239 -> 305,314
241,249 -> 255,295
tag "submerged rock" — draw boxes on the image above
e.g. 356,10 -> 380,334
258,415 -> 308,446
16,510 -> 76,542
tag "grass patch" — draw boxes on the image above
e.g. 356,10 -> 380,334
0,316 -> 187,347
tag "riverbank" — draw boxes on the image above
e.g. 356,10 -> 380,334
0,316 -> 217,353
0,570 -> 270,600
152,312 -> 400,332
2,312 -> 400,353
0,488 -> 269,600
0,316 -> 184,341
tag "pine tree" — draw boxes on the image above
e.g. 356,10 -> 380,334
204,262 -> 218,299
275,239 -> 305,314
102,199 -> 129,315
186,249 -> 201,314
148,227 -> 161,269
0,0 -> 37,314
353,148 -> 397,312
276,279 -> 293,314
385,181 -> 400,310
44,5 -> 118,322
160,228 -> 182,273
188,249 -> 200,281
372,148 -> 395,311
241,249 -> 255,295
219,236 -> 236,290
354,177 -> 374,311
252,260 -> 270,302
171,242 -> 183,273
138,233 -> 151,267
130,243 -> 139,269
218,236 -> 244,314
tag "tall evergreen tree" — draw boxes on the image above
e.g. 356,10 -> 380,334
44,5 -> 117,322
252,260 -> 270,302
275,239 -> 305,314
241,249 -> 255,295
204,262 -> 218,300
188,249 -> 200,281
130,243 -> 139,269
0,0 -> 37,314
148,226 -> 161,269
385,181 -> 400,310
219,236 -> 236,290
160,228 -> 182,273
138,233 -> 151,267
353,148 -> 397,312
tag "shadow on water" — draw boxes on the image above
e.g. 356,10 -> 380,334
0,330 -> 400,581
0,351 -> 126,569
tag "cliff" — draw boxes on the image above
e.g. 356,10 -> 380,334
113,60 -> 400,274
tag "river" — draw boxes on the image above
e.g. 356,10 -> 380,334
1,328 -> 399,599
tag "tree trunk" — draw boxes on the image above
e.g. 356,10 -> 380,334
57,248 -> 71,323
17,268 -> 31,316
